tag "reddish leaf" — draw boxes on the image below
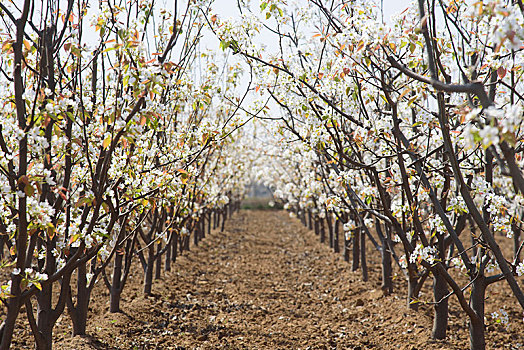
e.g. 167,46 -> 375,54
497,66 -> 507,79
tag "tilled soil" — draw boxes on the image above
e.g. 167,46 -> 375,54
21,210 -> 524,349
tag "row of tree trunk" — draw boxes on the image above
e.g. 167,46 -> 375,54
0,201 -> 240,350
295,206 -> 522,350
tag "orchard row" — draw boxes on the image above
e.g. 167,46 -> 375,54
217,1 -> 524,349
0,0 -> 252,349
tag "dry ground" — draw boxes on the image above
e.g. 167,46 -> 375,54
10,210 -> 524,349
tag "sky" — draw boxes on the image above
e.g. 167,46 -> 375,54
193,0 -> 413,118
10,0 -> 413,120
201,0 -> 412,51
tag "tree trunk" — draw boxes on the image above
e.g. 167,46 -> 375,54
155,242 -> 162,280
469,275 -> 487,350
110,252 -> 123,313
179,235 -> 184,254
320,218 -> 326,244
220,209 -> 226,232
36,239 -> 57,347
432,268 -> 448,339
333,218 -> 340,253
381,242 -> 393,295
343,234 -> 349,262
407,266 -> 419,311
0,279 -> 22,350
207,212 -> 211,236
184,235 -> 190,252
352,228 -> 360,272
360,226 -> 368,282
72,263 -> 89,336
164,238 -> 173,272
326,214 -> 333,249
143,244 -> 155,296
165,239 -> 171,272
36,281 -> 53,349
194,223 -> 199,247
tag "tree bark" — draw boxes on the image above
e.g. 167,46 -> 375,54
193,222 -> 199,247
333,218 -> 340,253
207,212 -> 211,236
110,252 -> 123,313
319,218 -> 326,244
407,266 -> 419,311
326,213 -> 333,249
432,268 -> 448,339
352,228 -> 360,272
1,275 -> 22,350
360,225 -> 368,282
71,263 -> 89,336
220,209 -> 226,232
143,244 -> 155,296
469,275 -> 487,350
314,217 -> 319,236
155,242 -> 162,280
343,233 -> 349,262
164,240 -> 171,273
36,281 -> 53,349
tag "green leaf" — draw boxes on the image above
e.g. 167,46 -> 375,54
266,12 -> 271,19
230,39 -> 240,52
260,2 -> 267,11
47,223 -> 56,239
101,46 -> 118,54
24,184 -> 34,197
117,29 -> 126,41
75,197 -> 91,208
71,46 -> 82,57
219,40 -> 230,51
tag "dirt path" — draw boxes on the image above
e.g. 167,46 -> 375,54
53,210 -> 521,350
